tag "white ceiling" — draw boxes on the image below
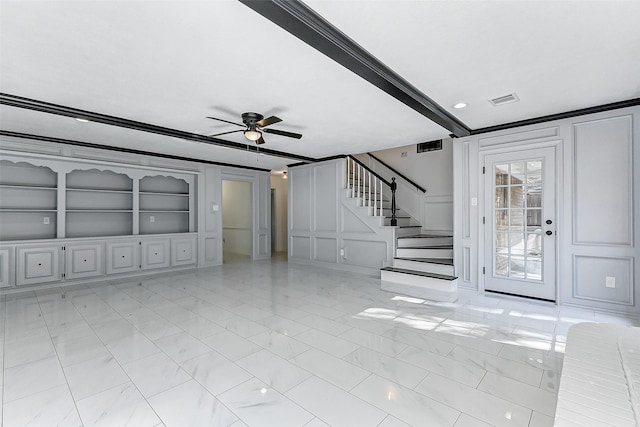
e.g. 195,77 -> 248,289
1,1 -> 639,170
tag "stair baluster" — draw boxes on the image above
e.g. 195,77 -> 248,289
368,171 -> 372,208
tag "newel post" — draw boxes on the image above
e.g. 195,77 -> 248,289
390,177 -> 397,226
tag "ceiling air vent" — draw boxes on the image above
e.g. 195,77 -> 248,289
489,92 -> 519,106
417,139 -> 443,153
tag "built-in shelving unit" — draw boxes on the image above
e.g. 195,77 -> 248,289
139,176 -> 190,235
0,161 -> 58,240
65,169 -> 134,238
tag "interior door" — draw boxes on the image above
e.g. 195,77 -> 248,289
484,147 -> 556,301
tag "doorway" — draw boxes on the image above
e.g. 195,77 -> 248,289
222,180 -> 252,263
483,147 -> 557,301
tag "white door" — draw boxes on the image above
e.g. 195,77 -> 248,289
484,147 -> 556,301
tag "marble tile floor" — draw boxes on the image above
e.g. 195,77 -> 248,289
1,257 -> 639,427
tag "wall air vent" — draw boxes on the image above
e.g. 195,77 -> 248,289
489,92 -> 520,106
417,139 -> 443,153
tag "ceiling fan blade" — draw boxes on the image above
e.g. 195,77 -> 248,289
206,116 -> 244,127
256,115 -> 282,128
263,128 -> 302,139
208,129 -> 244,137
255,136 -> 266,145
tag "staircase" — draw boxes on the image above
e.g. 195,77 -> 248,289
346,156 -> 458,302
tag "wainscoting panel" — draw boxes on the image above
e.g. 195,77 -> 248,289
314,237 -> 337,263
573,255 -> 634,305
314,163 -> 338,232
423,195 -> 453,232
291,236 -> 311,260
573,115 -> 633,246
291,167 -> 311,231
342,239 -> 388,269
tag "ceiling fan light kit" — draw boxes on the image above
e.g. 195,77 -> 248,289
207,111 -> 302,145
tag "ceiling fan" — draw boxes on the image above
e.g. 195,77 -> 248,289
206,112 -> 302,145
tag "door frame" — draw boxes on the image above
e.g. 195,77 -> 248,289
221,176 -> 254,261
478,140 -> 563,302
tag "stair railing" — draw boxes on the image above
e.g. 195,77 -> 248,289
345,155 -> 395,219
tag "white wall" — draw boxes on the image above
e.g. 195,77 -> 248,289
363,138 -> 454,233
270,172 -> 288,253
288,158 -> 395,275
454,106 -> 639,314
222,180 -> 252,256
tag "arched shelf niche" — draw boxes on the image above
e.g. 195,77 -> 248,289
0,160 -> 58,240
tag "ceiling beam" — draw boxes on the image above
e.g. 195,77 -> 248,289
239,0 -> 471,137
0,93 -> 316,163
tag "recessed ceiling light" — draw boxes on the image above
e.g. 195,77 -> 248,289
75,118 -> 90,123
453,102 -> 467,109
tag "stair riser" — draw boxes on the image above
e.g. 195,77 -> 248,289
381,271 -> 457,292
396,248 -> 453,258
397,237 -> 453,247
395,227 -> 423,237
384,217 -> 412,226
393,259 -> 455,276
381,280 -> 458,303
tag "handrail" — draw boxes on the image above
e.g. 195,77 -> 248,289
366,153 -> 426,193
347,155 -> 391,187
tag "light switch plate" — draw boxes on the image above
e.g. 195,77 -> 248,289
150,216 -> 155,223
43,217 -> 50,224
605,276 -> 616,288
471,197 -> 478,206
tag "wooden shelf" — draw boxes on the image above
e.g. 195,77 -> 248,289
0,184 -> 57,190
0,209 -> 57,212
67,210 -> 133,213
139,191 -> 189,197
66,187 -> 133,194
140,210 -> 189,213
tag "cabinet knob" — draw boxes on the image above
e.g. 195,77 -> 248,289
154,253 -> 158,255
83,259 -> 87,262
122,255 -> 125,258
38,263 -> 42,266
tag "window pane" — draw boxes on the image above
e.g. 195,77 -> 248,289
527,160 -> 542,181
495,255 -> 509,276
510,256 -> 526,278
526,258 -> 542,281
510,210 -> 525,227
509,233 -> 525,256
495,164 -> 509,185
526,209 -> 542,227
510,162 -> 525,185
526,186 -> 542,208
495,187 -> 508,209
526,233 -> 542,256
509,186 -> 525,208
495,209 -> 509,227
496,231 -> 509,252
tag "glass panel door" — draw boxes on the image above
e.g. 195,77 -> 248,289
484,147 -> 556,301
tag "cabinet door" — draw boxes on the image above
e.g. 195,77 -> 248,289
106,240 -> 140,275
65,242 -> 104,280
17,245 -> 60,286
0,246 -> 14,288
171,237 -> 197,266
142,239 -> 170,270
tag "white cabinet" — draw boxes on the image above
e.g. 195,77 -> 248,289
65,242 -> 104,280
142,238 -> 170,270
16,245 -> 61,286
0,246 -> 14,288
106,240 -> 140,275
171,236 -> 197,266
